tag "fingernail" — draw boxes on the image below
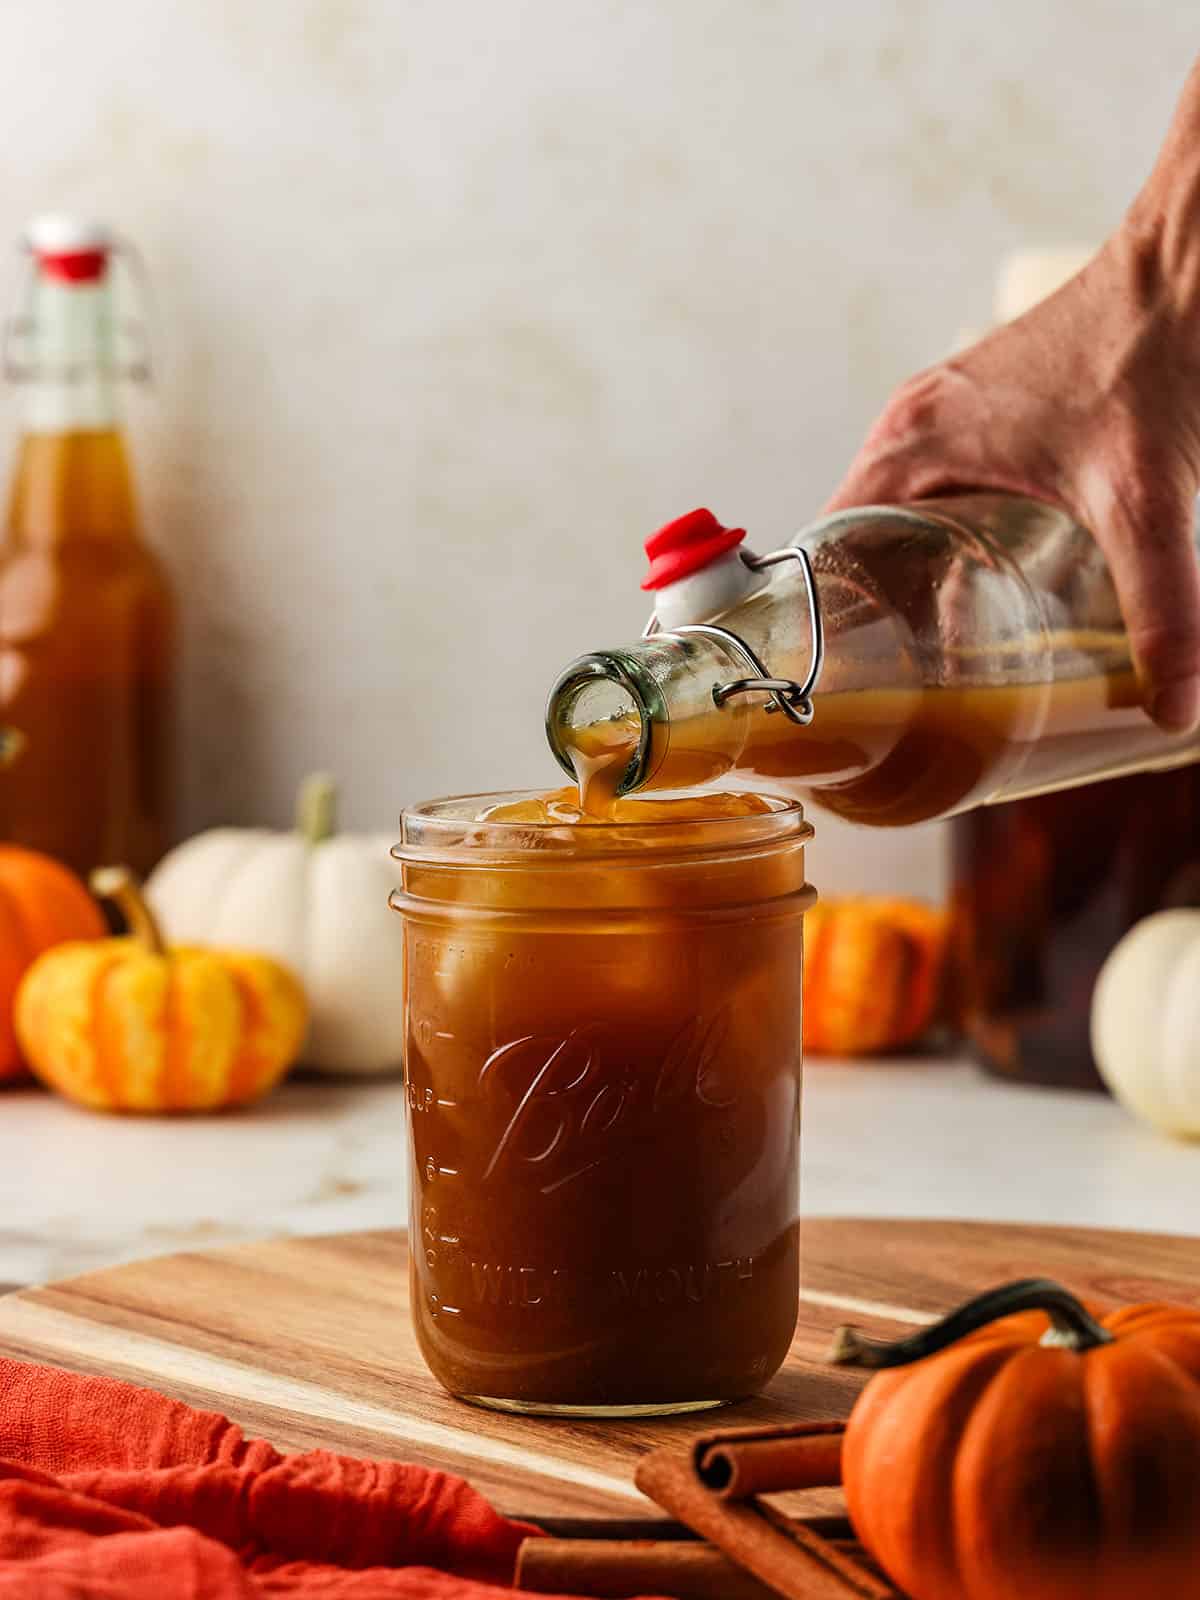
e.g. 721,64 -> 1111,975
1149,678 -> 1200,733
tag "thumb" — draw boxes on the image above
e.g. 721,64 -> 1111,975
1078,466 -> 1200,732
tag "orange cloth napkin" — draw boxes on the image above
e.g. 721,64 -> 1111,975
0,1355 -> 552,1598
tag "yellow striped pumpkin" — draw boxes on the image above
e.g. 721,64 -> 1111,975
14,866 -> 306,1113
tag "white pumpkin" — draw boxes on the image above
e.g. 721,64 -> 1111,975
1092,910 -> 1200,1137
146,774 -> 404,1077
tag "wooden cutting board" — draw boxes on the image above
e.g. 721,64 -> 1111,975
0,1219 -> 1195,1520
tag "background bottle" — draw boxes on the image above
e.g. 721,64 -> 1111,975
0,217 -> 173,877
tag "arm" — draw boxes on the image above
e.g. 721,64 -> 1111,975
827,60 -> 1200,732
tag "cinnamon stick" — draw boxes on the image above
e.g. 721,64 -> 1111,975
635,1445 -> 894,1600
532,1516 -> 700,1541
516,1537 -> 781,1599
693,1420 -> 845,1499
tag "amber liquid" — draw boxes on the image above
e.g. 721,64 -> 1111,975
0,431 -> 173,876
564,666 -> 1200,826
403,781 -> 806,1410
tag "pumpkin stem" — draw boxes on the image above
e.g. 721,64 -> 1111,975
297,772 -> 337,845
0,727 -> 25,766
828,1277 -> 1115,1368
89,866 -> 167,956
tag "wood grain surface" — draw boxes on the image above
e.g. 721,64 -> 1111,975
0,1219 -> 1196,1519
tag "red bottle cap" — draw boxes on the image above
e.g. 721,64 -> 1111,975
641,509 -> 746,591
25,216 -> 112,284
36,250 -> 107,283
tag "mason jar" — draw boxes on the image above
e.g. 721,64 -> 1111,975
390,791 -> 813,1416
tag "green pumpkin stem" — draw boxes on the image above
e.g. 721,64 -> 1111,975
297,772 -> 337,845
828,1277 -> 1115,1369
89,866 -> 167,956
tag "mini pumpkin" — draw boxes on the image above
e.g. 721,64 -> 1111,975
0,845 -> 106,1080
15,866 -> 307,1113
833,1279 -> 1200,1600
804,896 -> 947,1055
1091,909 -> 1200,1136
146,773 -> 403,1076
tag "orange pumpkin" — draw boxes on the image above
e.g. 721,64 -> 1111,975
834,1279 -> 1200,1600
0,846 -> 106,1080
803,896 -> 947,1055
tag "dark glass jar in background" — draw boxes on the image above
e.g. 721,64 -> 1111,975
951,766 -> 1200,1091
945,249 -> 1200,1092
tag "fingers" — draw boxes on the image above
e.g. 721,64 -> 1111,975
827,347 -> 1200,735
1078,464 -> 1200,731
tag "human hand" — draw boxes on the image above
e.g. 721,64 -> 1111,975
826,238 -> 1200,731
827,64 -> 1200,733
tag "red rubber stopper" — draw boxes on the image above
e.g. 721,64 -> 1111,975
641,509 -> 746,591
35,250 -> 108,283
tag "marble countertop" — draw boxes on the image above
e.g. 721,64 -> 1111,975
2,1056 -> 1196,1289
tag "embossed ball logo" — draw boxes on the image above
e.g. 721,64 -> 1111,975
477,1013 -> 736,1194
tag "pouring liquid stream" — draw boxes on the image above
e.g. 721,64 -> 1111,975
482,713 -> 774,825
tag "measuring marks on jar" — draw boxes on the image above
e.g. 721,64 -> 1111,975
408,1022 -> 467,1323
421,1202 -> 465,1322
407,1065 -> 461,1191
409,1087 -> 461,1178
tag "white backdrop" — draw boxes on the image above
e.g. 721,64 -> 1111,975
0,0 -> 1193,898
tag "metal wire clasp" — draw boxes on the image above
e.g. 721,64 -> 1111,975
643,544 -> 825,726
3,234 -> 155,384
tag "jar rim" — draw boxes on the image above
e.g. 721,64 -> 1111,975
395,788 -> 809,866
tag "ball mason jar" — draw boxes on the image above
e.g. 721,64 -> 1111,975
390,792 -> 813,1416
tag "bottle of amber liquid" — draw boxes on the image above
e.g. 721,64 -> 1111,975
547,489 -> 1200,1095
546,496 -> 1200,824
951,251 -> 1200,1090
0,217 -> 173,877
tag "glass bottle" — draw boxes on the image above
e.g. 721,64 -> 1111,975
546,497 -> 1200,827
0,217 -> 173,877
